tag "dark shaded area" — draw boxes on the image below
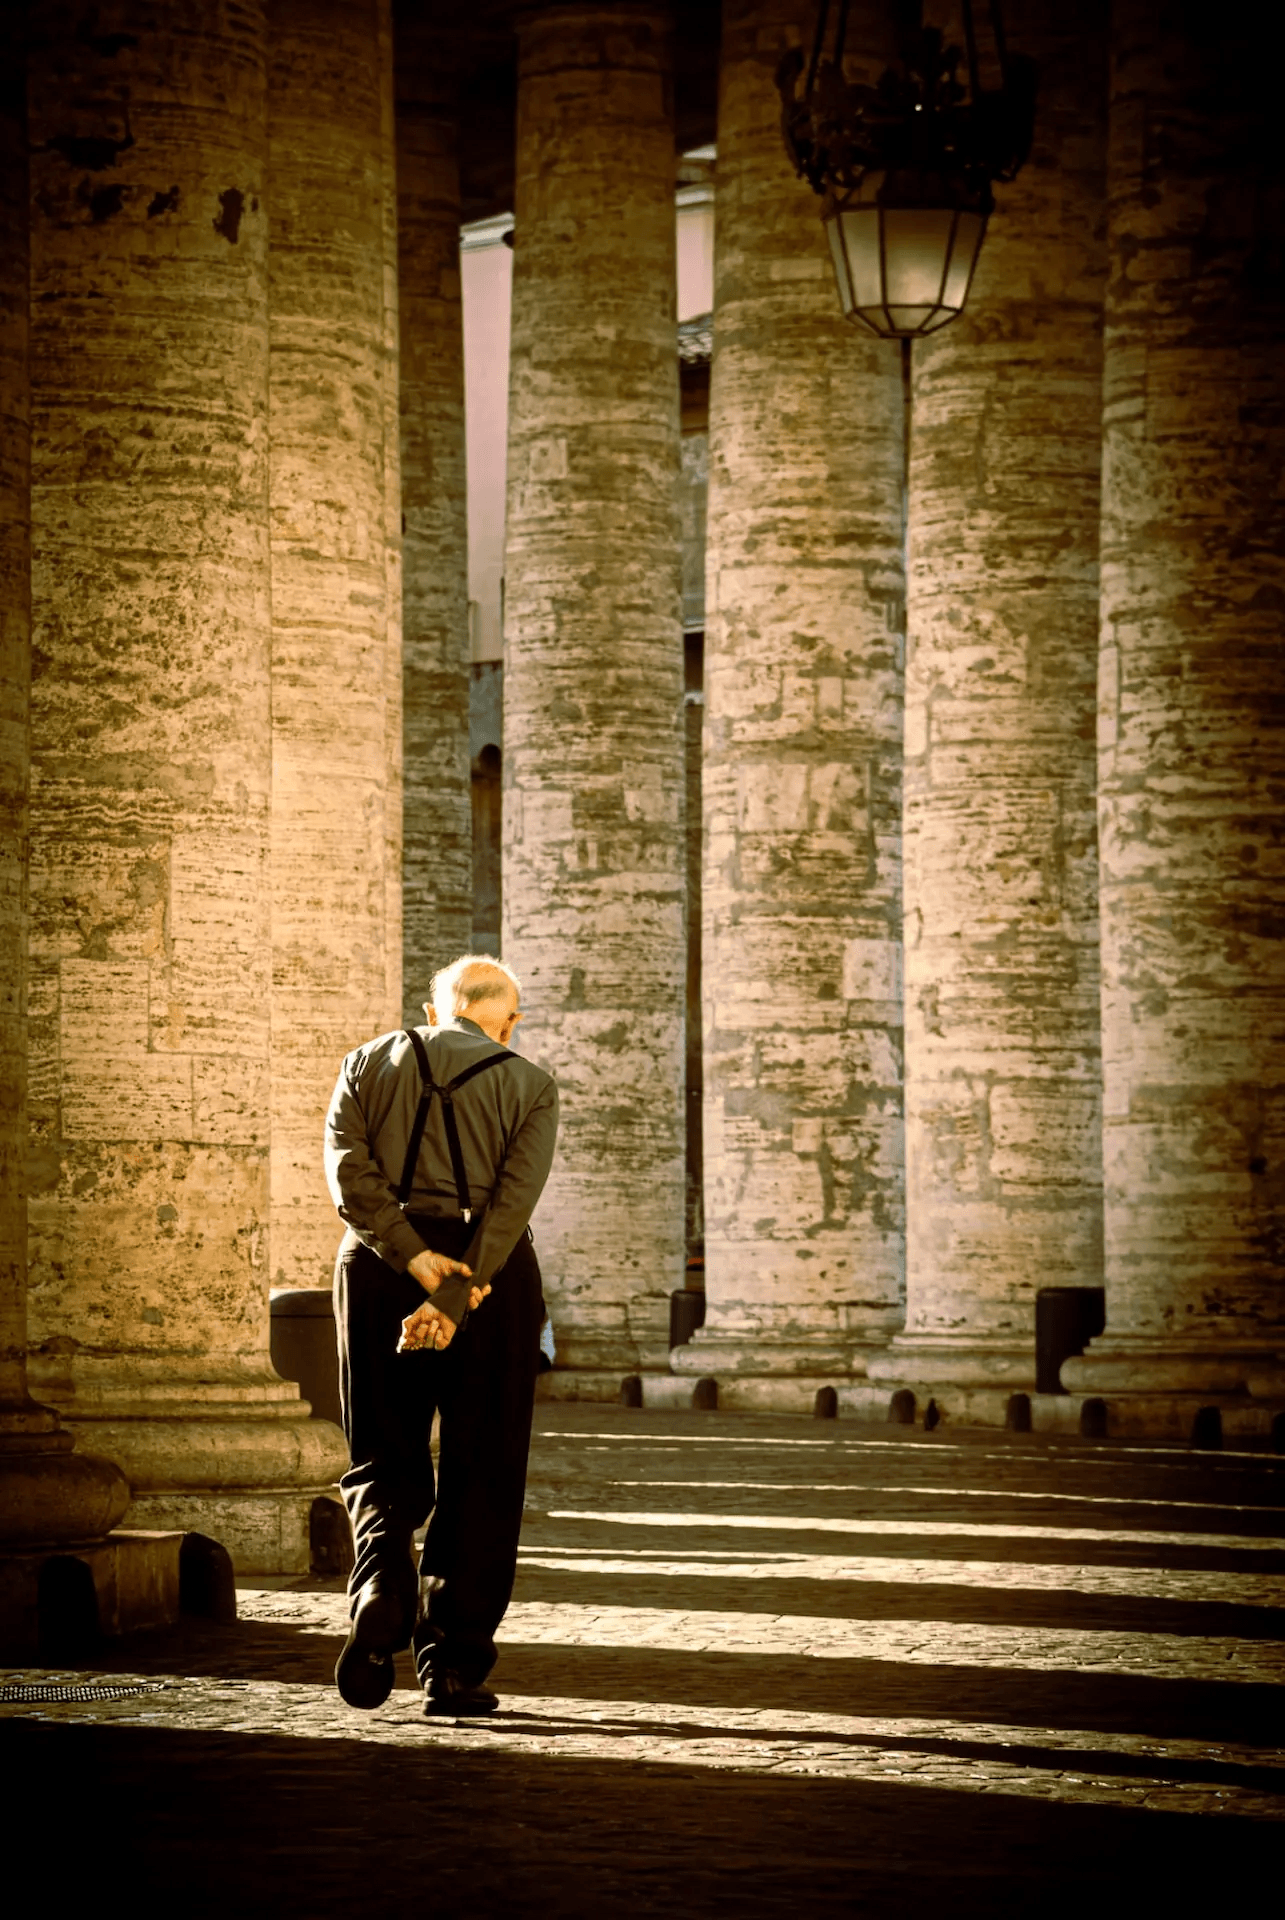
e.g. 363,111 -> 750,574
213,186 -> 245,243
396,1 -> 722,223
1,1715 -> 1275,1920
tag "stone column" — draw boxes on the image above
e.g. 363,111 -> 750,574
1063,5 -> 1285,1436
397,31 -> 470,1022
0,7 -> 129,1585
866,2 -> 1108,1425
26,2 -> 346,1573
672,0 -> 906,1407
503,4 -> 685,1372
267,0 -> 400,1291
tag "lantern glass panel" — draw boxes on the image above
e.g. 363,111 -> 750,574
943,212 -> 986,308
824,212 -> 855,316
841,206 -> 884,310
881,208 -> 956,307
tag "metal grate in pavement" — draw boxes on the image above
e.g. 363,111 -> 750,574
0,1682 -> 168,1703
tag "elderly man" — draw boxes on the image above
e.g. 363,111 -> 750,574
324,954 -> 558,1717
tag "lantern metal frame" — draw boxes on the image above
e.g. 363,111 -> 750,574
778,1 -> 1037,338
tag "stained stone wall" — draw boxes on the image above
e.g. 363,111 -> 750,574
267,0 -> 399,1291
1066,6 -> 1285,1398
24,2 -> 344,1569
0,42 -> 29,1425
503,3 -> 686,1371
677,0 -> 906,1383
378,0 -> 404,1034
871,1 -> 1108,1398
397,53 -> 471,1021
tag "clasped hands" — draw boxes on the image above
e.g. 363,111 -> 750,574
397,1249 -> 492,1353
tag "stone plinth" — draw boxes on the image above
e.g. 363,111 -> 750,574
683,0 -> 905,1385
397,26 -> 471,1018
25,3 -> 347,1573
868,2 -> 1108,1409
267,0 -> 401,1291
503,5 -> 686,1371
1065,5 -> 1285,1424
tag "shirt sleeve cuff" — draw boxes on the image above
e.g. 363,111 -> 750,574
381,1216 -> 428,1271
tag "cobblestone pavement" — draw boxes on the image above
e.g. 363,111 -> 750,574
4,1407 -> 1285,1916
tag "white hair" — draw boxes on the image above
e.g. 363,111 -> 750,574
427,954 -> 522,1026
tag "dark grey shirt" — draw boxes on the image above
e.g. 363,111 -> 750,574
324,1019 -> 558,1305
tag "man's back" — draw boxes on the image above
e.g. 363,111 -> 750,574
324,1017 -> 558,1294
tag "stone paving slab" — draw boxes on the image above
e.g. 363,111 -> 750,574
1,1407 -> 1283,1914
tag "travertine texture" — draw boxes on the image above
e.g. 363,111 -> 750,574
378,0 -> 403,1034
397,50 -> 471,1021
0,28 -> 33,1434
267,0 -> 400,1290
504,4 -> 685,1370
679,0 -> 905,1380
871,3 -> 1108,1395
0,20 -> 129,1553
1066,7 -> 1285,1398
25,2 -> 345,1568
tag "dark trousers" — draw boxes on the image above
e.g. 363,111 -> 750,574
333,1218 -> 544,1687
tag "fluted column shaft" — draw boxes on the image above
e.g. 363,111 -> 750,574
267,0 -> 401,1290
677,0 -> 905,1384
503,4 -> 685,1371
397,51 -> 470,1020
1065,4 -> 1285,1405
870,2 -> 1108,1404
26,1 -> 345,1571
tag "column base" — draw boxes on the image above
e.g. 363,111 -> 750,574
0,1527 -> 188,1660
669,1333 -> 882,1378
55,1412 -> 350,1576
0,1430 -> 130,1549
864,1335 -> 1036,1392
1061,1339 -> 1285,1396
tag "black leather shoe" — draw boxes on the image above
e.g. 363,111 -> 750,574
424,1671 -> 499,1717
335,1581 -> 408,1711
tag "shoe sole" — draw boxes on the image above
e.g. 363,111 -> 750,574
335,1590 -> 407,1710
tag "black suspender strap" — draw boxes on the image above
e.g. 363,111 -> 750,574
397,1029 -> 511,1221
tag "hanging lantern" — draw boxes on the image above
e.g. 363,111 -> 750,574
779,2 -> 1037,339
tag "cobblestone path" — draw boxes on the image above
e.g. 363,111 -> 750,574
4,1407 -> 1284,1915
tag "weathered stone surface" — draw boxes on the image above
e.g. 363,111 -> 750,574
503,5 -> 686,1370
1066,7 -> 1285,1401
0,15 -> 35,1434
378,0 -> 404,1035
689,0 -> 905,1376
24,2 -> 346,1568
397,37 -> 471,1020
871,3 -> 1108,1397
0,15 -> 130,1568
267,0 -> 400,1290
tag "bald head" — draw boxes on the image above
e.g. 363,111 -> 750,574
427,954 -> 523,1045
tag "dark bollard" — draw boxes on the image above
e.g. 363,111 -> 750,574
310,1496 -> 355,1578
620,1374 -> 644,1408
1080,1396 -> 1109,1439
888,1388 -> 916,1425
270,1287 -> 343,1427
669,1287 -> 707,1349
923,1399 -> 940,1431
692,1376 -> 718,1410
1191,1405 -> 1223,1451
180,1533 -> 238,1622
1005,1392 -> 1032,1433
38,1557 -> 100,1659
1035,1286 -> 1106,1393
814,1386 -> 838,1420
